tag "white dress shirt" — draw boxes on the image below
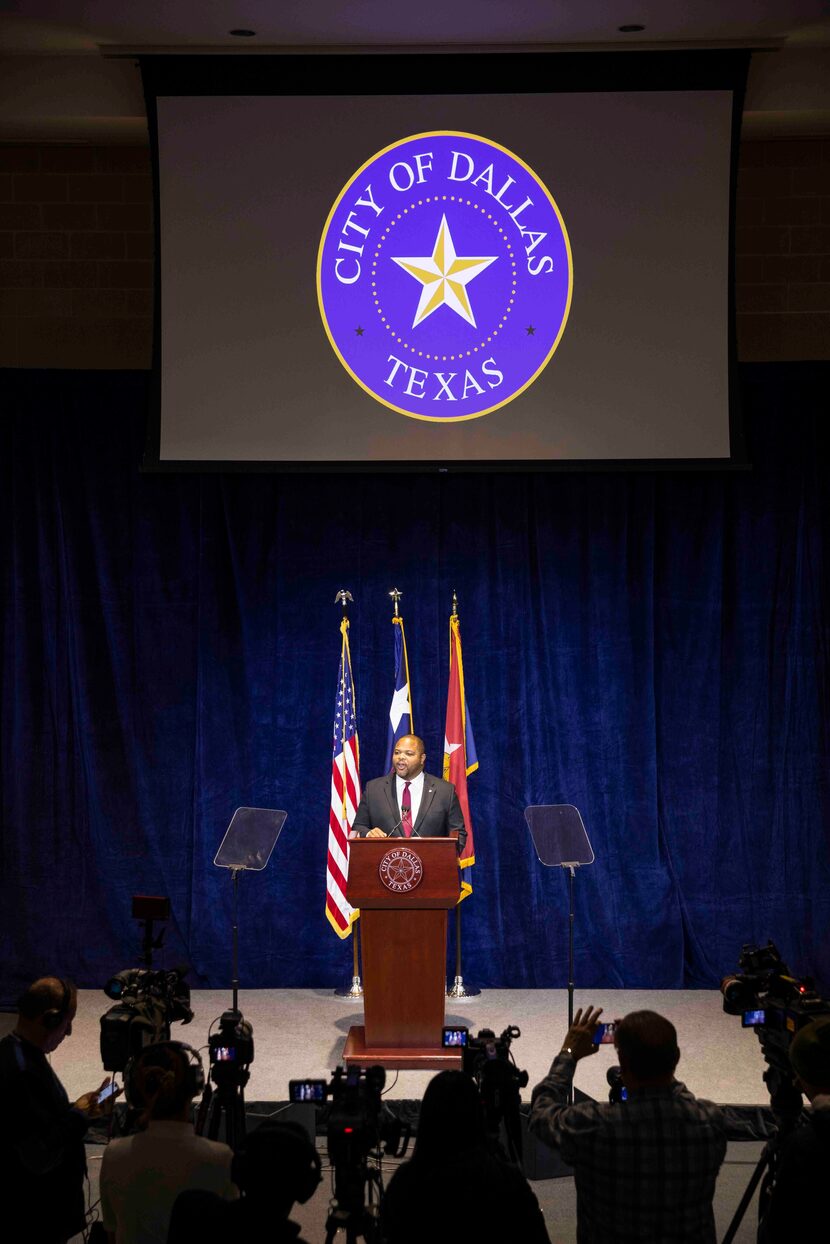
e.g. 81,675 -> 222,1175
396,770 -> 426,829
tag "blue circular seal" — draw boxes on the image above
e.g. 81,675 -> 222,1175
317,131 -> 573,423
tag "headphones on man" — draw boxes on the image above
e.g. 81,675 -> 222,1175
17,978 -> 73,1030
231,1122 -> 322,1205
123,1040 -> 205,1109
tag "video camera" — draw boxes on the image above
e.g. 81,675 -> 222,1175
606,1066 -> 628,1104
289,1065 -> 409,1243
208,1008 -> 254,1085
721,940 -> 830,1122
192,1008 -> 254,1149
442,1024 -> 528,1163
290,1064 -> 409,1168
100,966 -> 193,1072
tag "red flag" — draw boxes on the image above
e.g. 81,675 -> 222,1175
443,613 -> 477,898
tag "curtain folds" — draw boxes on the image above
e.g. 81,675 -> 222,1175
1,365 -> 828,995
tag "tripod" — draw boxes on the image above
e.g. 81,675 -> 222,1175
323,1141 -> 384,1244
195,861 -> 258,1147
721,1071 -> 804,1244
324,1203 -> 381,1244
198,1048 -> 251,1152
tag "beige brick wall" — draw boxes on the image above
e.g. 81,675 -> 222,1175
736,137 -> 830,360
1,138 -> 828,369
0,144 -> 152,368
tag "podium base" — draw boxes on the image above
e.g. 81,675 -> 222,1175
343,1025 -> 462,1071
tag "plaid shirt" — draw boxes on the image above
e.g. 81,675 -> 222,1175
529,1053 -> 727,1244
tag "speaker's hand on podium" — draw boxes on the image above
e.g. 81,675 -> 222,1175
366,827 -> 388,838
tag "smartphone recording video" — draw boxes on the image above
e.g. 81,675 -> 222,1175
592,1021 -> 617,1045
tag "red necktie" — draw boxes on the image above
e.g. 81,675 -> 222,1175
401,781 -> 413,837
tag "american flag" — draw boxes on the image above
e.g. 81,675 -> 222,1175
326,617 -> 361,938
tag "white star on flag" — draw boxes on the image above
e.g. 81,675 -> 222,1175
391,215 -> 497,329
444,736 -> 462,756
389,684 -> 410,732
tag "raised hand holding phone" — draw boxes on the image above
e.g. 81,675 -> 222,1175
560,1006 -> 603,1061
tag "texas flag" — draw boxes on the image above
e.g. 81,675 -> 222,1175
443,611 -> 478,897
384,615 -> 413,772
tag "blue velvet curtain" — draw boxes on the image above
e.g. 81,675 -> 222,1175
2,364 -> 828,1000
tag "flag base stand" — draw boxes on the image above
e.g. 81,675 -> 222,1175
446,974 -> 480,999
333,928 -> 363,998
334,975 -> 364,999
446,906 -> 480,999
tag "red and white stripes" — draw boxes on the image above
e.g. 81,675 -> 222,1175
326,617 -> 361,938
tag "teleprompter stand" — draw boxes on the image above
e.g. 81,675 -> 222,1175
525,804 -> 595,1033
523,804 -> 595,1178
198,806 -> 286,1148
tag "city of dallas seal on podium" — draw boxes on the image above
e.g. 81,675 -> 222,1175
378,846 -> 424,894
317,131 -> 573,423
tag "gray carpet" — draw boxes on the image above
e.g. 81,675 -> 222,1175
6,987 -> 769,1105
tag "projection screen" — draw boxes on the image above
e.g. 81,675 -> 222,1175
142,52 -> 748,470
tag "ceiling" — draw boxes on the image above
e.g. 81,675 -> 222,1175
1,1 -> 828,53
1,1 -> 829,140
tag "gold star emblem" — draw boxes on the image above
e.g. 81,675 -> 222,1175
391,215 -> 497,330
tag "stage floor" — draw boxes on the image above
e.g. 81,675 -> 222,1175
1,986 -> 769,1106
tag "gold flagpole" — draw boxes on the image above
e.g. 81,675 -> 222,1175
447,591 -> 481,999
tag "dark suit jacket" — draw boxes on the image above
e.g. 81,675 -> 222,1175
0,1033 -> 88,1244
353,771 -> 467,855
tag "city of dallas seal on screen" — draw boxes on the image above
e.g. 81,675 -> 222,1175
316,131 -> 573,423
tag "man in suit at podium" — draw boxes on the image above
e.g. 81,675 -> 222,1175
352,734 -> 467,856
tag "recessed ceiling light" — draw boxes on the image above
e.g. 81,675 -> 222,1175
229,29 -> 256,37
618,24 -> 645,33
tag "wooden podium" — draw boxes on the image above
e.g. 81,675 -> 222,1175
343,836 -> 463,1070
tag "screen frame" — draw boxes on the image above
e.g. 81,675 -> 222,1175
140,50 -> 750,474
